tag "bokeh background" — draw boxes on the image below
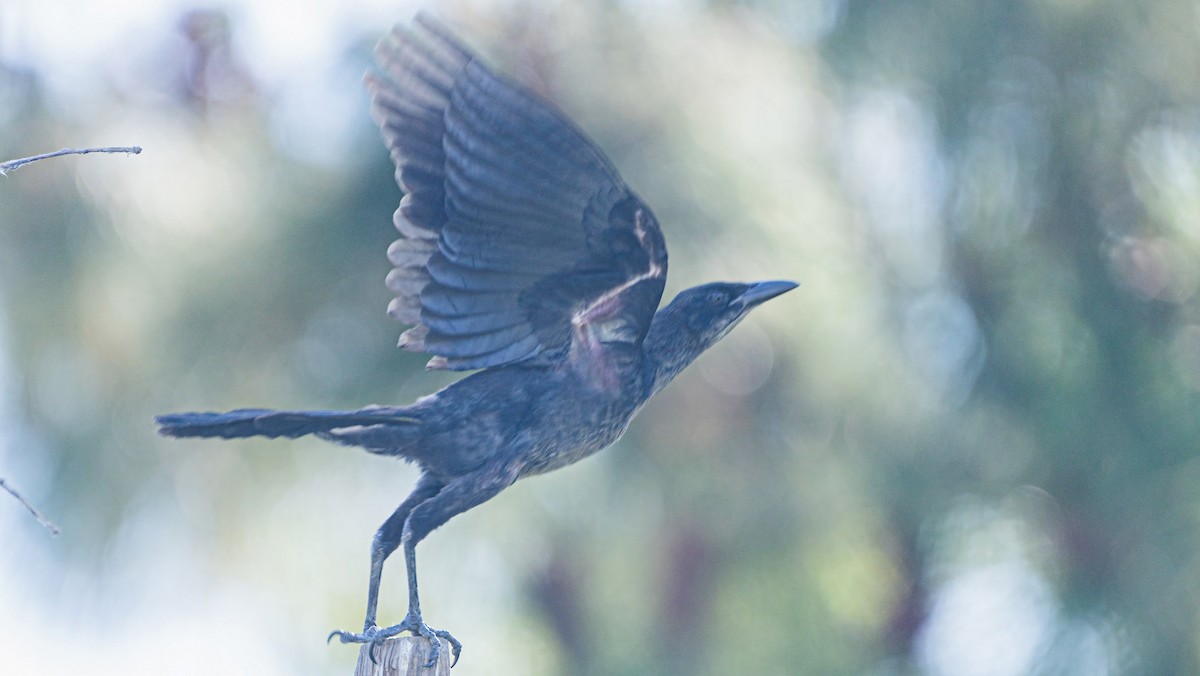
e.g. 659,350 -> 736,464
3,0 -> 1200,674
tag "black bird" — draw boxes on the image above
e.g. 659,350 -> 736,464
156,13 -> 796,668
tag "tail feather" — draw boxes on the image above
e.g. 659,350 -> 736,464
155,408 -> 419,440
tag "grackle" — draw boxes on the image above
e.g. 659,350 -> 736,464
156,13 -> 796,668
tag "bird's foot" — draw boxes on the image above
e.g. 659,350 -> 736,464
328,615 -> 462,668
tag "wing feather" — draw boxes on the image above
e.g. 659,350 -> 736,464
369,13 -> 668,371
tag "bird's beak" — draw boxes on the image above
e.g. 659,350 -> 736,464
735,280 -> 799,308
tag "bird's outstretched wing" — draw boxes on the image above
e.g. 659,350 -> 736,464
366,14 -> 668,371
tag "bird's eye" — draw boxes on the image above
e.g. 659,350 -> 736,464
706,290 -> 729,305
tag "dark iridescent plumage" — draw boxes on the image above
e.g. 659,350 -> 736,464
156,14 -> 795,668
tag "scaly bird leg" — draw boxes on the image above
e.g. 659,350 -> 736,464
330,461 -> 521,668
329,536 -> 461,667
328,474 -> 447,663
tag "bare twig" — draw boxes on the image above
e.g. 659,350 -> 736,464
0,146 -> 142,176
0,477 -> 60,536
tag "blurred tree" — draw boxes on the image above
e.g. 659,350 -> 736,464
823,0 -> 1200,673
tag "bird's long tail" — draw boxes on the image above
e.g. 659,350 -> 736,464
155,408 -> 419,440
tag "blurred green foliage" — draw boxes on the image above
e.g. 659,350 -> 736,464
2,1 -> 1200,674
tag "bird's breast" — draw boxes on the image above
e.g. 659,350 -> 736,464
515,379 -> 642,478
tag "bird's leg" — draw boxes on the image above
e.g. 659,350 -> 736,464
363,474 -> 443,631
403,530 -> 424,622
372,533 -> 464,668
332,460 -> 522,668
329,474 -> 442,660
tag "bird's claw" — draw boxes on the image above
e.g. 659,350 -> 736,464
328,617 -> 462,668
431,627 -> 463,668
328,625 -> 389,664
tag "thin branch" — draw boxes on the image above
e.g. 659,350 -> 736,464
0,146 -> 142,176
0,477 -> 60,536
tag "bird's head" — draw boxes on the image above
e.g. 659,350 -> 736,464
644,280 -> 797,396
667,280 -> 798,346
